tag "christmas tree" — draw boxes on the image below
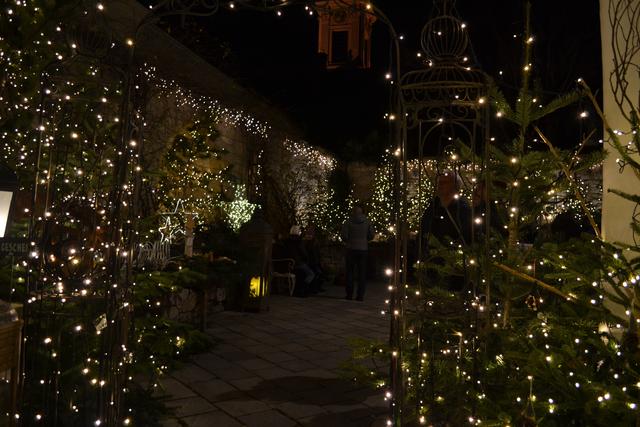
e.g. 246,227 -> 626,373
362,2 -> 640,426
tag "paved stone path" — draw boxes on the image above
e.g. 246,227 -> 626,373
159,282 -> 389,427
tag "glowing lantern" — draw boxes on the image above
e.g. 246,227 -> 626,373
249,276 -> 265,298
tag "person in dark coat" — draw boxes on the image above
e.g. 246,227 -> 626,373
422,172 -> 472,247
341,206 -> 374,301
420,172 -> 471,291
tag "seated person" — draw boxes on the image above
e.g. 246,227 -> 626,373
303,224 -> 325,292
281,225 -> 316,296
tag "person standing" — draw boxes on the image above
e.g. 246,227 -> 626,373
342,205 -> 374,301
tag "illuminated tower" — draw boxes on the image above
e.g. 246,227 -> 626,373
316,1 -> 376,69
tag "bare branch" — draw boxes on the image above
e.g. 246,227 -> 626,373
533,125 -> 602,238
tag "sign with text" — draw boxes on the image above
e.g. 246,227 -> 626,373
0,238 -> 30,256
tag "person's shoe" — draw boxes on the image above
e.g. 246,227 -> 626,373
345,295 -> 352,300
356,296 -> 364,302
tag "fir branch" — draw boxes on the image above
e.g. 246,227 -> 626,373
487,83 -> 515,121
493,261 -> 576,302
530,90 -> 582,122
608,189 -> 640,205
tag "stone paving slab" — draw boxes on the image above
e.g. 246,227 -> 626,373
182,410 -> 244,427
155,377 -> 197,400
253,366 -> 293,380
172,364 -> 216,384
258,351 -> 298,363
237,409 -> 297,427
280,359 -> 316,372
214,398 -> 272,417
165,396 -> 217,418
246,386 -> 297,404
160,282 -> 389,426
212,366 -> 256,381
189,379 -> 238,401
276,401 -> 327,419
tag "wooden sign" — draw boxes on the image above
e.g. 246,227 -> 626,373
0,238 -> 30,256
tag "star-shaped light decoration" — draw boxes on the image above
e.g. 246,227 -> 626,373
158,199 -> 198,244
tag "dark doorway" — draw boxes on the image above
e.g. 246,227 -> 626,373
330,30 -> 350,64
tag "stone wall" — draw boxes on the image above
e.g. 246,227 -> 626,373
142,89 -> 256,195
213,122 -> 251,184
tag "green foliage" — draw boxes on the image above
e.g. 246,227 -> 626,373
125,386 -> 171,427
339,337 -> 388,388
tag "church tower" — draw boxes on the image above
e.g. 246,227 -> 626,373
316,1 -> 376,69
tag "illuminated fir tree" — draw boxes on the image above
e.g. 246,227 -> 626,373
368,153 -> 395,237
156,117 -> 233,225
222,183 -> 257,232
358,4 -> 640,426
0,2 -> 213,424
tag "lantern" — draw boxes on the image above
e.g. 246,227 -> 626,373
249,276 -> 263,298
238,209 -> 273,311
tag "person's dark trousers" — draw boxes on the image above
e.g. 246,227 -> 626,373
346,249 -> 368,300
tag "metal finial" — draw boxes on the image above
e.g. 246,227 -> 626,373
433,0 -> 456,15
421,0 -> 468,61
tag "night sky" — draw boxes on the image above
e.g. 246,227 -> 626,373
160,0 -> 602,161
